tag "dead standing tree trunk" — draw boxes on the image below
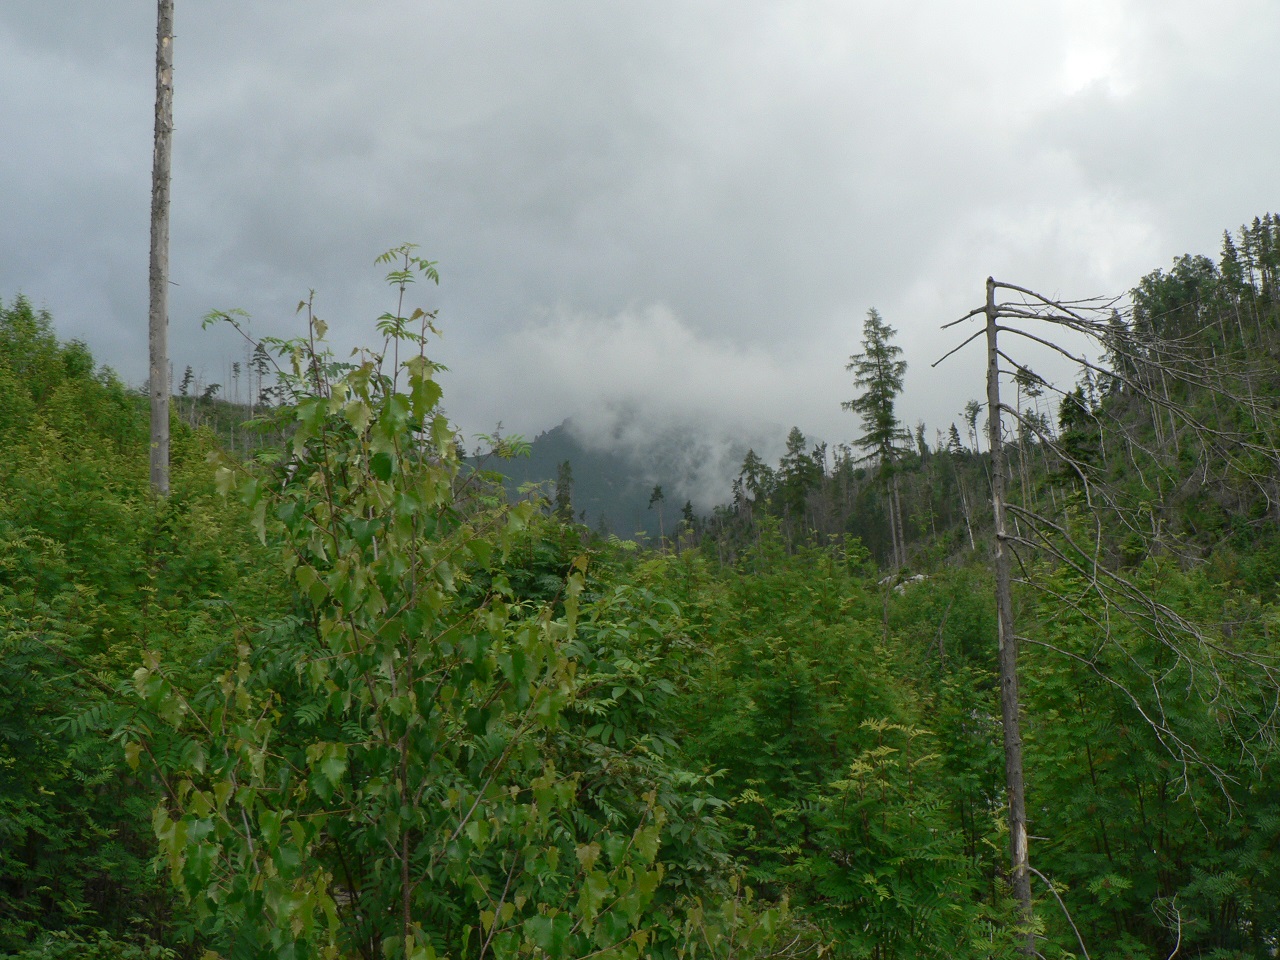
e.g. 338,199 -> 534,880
934,274 -> 1280,956
149,0 -> 174,495
983,277 -> 1034,950
936,277 -> 1114,953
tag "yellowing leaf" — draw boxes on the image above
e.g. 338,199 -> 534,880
575,842 -> 601,873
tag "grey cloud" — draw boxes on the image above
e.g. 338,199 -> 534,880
445,302 -> 835,506
1,1 -> 1276,479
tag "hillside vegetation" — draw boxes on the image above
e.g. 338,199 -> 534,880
2,218 -> 1280,959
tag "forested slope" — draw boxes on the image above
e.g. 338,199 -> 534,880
703,216 -> 1280,573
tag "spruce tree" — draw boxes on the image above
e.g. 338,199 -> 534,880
648,484 -> 666,544
553,459 -> 574,520
843,308 -> 909,567
776,426 -> 821,535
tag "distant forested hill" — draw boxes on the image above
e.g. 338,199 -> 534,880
480,418 -> 729,539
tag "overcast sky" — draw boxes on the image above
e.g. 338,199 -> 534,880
2,2 -> 1276,497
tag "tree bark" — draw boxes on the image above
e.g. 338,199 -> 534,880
985,277 -> 1034,952
892,471 -> 906,568
958,478 -> 976,551
149,0 -> 174,495
884,471 -> 904,569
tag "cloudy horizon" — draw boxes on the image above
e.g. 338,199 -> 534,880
3,2 -> 1276,482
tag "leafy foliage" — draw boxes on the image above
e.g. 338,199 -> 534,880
131,252 -> 804,960
7,212 -> 1280,960
0,295 -> 276,955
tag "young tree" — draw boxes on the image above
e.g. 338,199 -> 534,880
554,459 -> 574,520
649,483 -> 666,544
148,0 -> 174,495
135,250 -> 701,960
962,399 -> 983,454
250,340 -> 272,412
843,308 -> 910,568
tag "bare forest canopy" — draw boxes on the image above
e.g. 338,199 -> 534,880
2,215 -> 1280,960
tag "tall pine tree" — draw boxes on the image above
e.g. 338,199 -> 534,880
843,308 -> 909,567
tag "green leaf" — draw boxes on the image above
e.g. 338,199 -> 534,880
524,913 -> 571,955
633,824 -> 661,864
343,399 -> 372,433
371,450 -> 394,481
251,499 -> 267,544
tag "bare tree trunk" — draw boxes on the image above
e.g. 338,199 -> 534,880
893,471 -> 907,566
885,471 -> 904,569
1160,369 -> 1179,456
958,478 -> 977,551
149,0 -> 174,496
933,272 -> 1280,956
881,477 -> 894,569
896,473 -> 906,570
985,277 -> 1034,952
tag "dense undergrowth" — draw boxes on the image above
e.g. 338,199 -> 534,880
3,216 -> 1280,958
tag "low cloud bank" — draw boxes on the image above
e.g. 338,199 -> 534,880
449,303 -> 849,508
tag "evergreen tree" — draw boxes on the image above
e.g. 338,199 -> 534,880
962,400 -> 983,454
554,459 -> 574,519
913,420 -> 929,459
776,426 -> 822,536
251,340 -> 273,409
649,483 -> 666,543
737,449 -> 775,512
843,309 -> 909,567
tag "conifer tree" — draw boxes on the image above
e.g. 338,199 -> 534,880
777,426 -> 821,537
736,449 -> 775,517
843,308 -> 909,567
649,484 -> 666,543
963,399 -> 983,454
554,459 -> 574,520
